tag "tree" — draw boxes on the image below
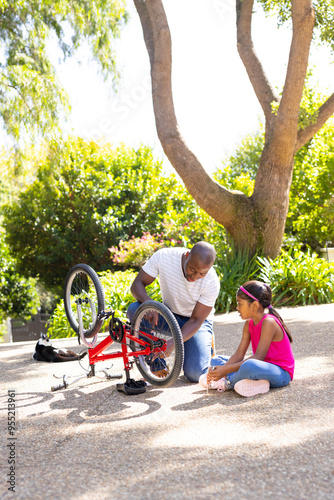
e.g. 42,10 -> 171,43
214,86 -> 334,250
216,124 -> 334,250
133,0 -> 334,257
0,0 -> 127,142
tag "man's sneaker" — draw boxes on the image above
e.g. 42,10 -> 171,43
234,379 -> 270,397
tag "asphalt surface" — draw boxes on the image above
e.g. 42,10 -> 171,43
0,303 -> 333,499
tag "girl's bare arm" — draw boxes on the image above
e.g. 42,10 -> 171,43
208,323 -> 251,381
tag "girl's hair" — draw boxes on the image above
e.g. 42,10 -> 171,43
237,280 -> 293,343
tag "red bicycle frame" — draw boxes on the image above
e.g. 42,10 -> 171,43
88,324 -> 167,373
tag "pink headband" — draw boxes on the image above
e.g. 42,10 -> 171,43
238,286 -> 273,309
239,286 -> 259,302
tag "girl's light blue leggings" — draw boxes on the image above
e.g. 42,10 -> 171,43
210,356 -> 291,388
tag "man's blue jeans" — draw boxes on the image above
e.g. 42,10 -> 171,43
127,302 -> 213,383
210,356 -> 291,388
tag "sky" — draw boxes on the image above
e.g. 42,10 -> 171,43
25,1 -> 334,173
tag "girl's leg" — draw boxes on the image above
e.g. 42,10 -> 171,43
210,355 -> 229,367
229,359 -> 291,389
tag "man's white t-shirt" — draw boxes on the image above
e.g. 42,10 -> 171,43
142,247 -> 220,320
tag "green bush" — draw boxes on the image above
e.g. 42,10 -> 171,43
47,269 -> 161,339
48,248 -> 334,338
110,232 -> 166,270
258,249 -> 334,306
215,247 -> 334,313
215,248 -> 259,313
0,230 -> 40,321
99,270 -> 161,318
3,137 -> 229,293
2,138 -> 193,290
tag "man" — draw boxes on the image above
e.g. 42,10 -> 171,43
127,241 -> 220,382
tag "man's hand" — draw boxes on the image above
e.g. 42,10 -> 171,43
144,310 -> 158,327
164,338 -> 174,357
152,338 -> 174,362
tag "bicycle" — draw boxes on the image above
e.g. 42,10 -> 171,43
51,264 -> 184,394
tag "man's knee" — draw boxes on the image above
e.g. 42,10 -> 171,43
126,301 -> 141,322
183,363 -> 207,383
182,324 -> 213,383
183,368 -> 200,383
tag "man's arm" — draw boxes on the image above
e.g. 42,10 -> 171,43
161,301 -> 212,357
181,301 -> 212,342
130,269 -> 156,303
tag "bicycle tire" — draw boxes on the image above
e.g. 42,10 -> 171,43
131,301 -> 184,387
63,264 -> 105,338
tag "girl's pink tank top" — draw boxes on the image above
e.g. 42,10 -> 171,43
249,314 -> 295,380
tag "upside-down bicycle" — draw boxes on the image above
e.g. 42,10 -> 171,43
51,264 -> 184,394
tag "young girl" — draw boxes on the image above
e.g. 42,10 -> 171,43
199,280 -> 295,397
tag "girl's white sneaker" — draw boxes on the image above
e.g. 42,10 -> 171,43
199,373 -> 209,389
199,373 -> 228,392
210,378 -> 228,392
234,379 -> 270,397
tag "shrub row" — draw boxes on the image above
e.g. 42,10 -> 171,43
216,248 -> 334,312
48,248 -> 334,339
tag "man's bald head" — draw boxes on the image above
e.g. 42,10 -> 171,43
189,241 -> 216,266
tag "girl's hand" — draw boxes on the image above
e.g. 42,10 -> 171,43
207,365 -> 226,382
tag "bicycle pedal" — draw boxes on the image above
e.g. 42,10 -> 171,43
116,379 -> 147,395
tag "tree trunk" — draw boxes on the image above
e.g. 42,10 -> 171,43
133,0 -> 334,258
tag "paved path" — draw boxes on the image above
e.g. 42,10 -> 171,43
0,303 -> 333,499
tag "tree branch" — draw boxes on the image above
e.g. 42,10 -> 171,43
295,92 -> 334,151
274,0 -> 315,146
133,0 -> 154,66
133,0 -> 247,230
236,0 -> 279,129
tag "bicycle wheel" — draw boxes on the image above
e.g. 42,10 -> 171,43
64,264 -> 105,338
131,301 -> 184,387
